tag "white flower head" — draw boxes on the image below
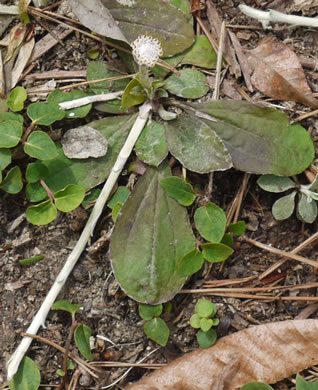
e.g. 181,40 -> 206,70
131,34 -> 163,68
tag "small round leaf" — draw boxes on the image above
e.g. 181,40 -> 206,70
228,221 -> 246,236
144,318 -> 169,347
74,324 -> 93,361
272,191 -> 296,220
54,184 -> 85,212
48,89 -> 92,119
25,182 -> 48,202
165,69 -> 209,99
24,131 -> 58,160
190,314 -> 201,329
297,193 -> 317,224
201,243 -> 233,263
221,233 -> 234,247
257,175 -> 296,193
195,299 -> 216,318
52,299 -> 81,315
26,162 -> 49,183
0,166 -> 23,194
7,86 -> 27,112
27,102 -> 65,125
0,120 -> 23,148
8,356 -> 40,390
178,249 -> 204,276
194,202 -> 227,243
26,199 -> 57,225
200,318 -> 213,332
160,176 -> 196,206
196,328 -> 217,349
139,303 -> 163,321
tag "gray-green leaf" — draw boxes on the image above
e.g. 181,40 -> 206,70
297,193 -> 317,223
165,69 -> 209,99
272,191 -> 296,220
257,175 -> 296,193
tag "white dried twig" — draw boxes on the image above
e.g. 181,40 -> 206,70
0,5 -> 19,14
7,102 -> 152,381
58,91 -> 123,110
239,4 -> 318,29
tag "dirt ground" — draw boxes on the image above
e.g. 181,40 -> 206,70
1,0 -> 318,389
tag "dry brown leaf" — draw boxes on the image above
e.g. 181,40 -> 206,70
0,23 -> 27,63
245,34 -> 318,109
11,37 -> 34,88
126,319 -> 318,390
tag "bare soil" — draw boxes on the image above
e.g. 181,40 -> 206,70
1,0 -> 318,389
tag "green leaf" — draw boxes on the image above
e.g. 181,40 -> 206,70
190,314 -> 201,329
112,202 -> 122,222
74,324 -> 93,361
144,318 -> 169,347
221,233 -> 234,247
195,299 -> 217,318
194,202 -> 227,243
27,102 -> 65,125
240,383 -> 274,390
0,148 -> 11,170
54,184 -> 85,212
135,121 -> 168,167
110,162 -> 195,304
296,373 -> 318,390
48,89 -> 92,119
196,328 -> 217,349
139,303 -> 163,320
7,86 -> 27,112
181,35 -> 217,69
82,188 -> 101,208
121,78 -> 146,109
8,356 -> 40,390
297,193 -> 317,224
51,299 -> 81,315
0,120 -> 23,148
228,221 -> 246,236
107,186 -> 131,209
182,100 -> 315,176
0,112 -> 24,124
200,318 -> 213,332
152,53 -> 185,79
25,162 -> 49,183
0,166 -> 23,194
26,200 -> 57,225
165,69 -> 209,99
25,182 -> 48,202
201,242 -> 233,263
41,114 -> 138,192
160,176 -> 196,206
87,47 -> 101,60
165,113 -> 232,174
257,175 -> 296,193
106,0 -> 194,57
178,249 -> 205,276
272,191 -> 296,221
24,131 -> 58,160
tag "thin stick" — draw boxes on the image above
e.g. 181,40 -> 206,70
7,103 -> 152,381
180,291 -> 318,301
239,4 -> 318,29
242,235 -> 318,268
58,91 -> 123,110
212,21 -> 225,100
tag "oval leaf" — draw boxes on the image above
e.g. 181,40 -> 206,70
183,100 -> 315,176
135,121 -> 168,167
195,299 -> 217,318
165,113 -> 232,174
201,242 -> 233,263
48,89 -> 92,119
181,35 -> 217,69
7,86 -> 27,112
110,162 -> 195,304
25,182 -> 48,202
26,199 -> 57,225
228,221 -> 246,236
165,69 -> 209,99
257,175 -> 296,193
139,303 -> 163,321
0,148 -> 12,170
121,78 -> 146,109
178,249 -> 204,276
8,357 -> 40,390
194,202 -> 227,243
0,120 -> 23,148
200,318 -> 213,332
54,184 -> 85,212
272,191 -> 296,221
297,193 -> 317,224
0,166 -> 23,194
196,328 -> 217,349
27,102 -> 65,125
107,186 -> 131,210
160,176 -> 196,206
24,131 -> 58,160
52,299 -> 81,315
74,324 -> 93,361
25,162 -> 49,183
144,318 -> 169,347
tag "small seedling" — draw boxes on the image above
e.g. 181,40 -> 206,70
138,303 -> 170,347
190,299 -> 219,349
257,174 -> 318,223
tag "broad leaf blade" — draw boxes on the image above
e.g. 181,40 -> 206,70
104,0 -> 194,57
165,113 -> 232,174
165,69 -> 209,99
272,192 -> 296,220
8,357 -> 40,390
74,324 -> 93,361
110,162 -> 195,304
182,100 -> 314,176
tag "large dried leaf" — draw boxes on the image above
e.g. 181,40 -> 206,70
126,319 -> 318,389
68,0 -> 128,43
180,100 -> 314,176
110,161 -> 195,304
102,0 -> 194,57
245,35 -> 318,109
